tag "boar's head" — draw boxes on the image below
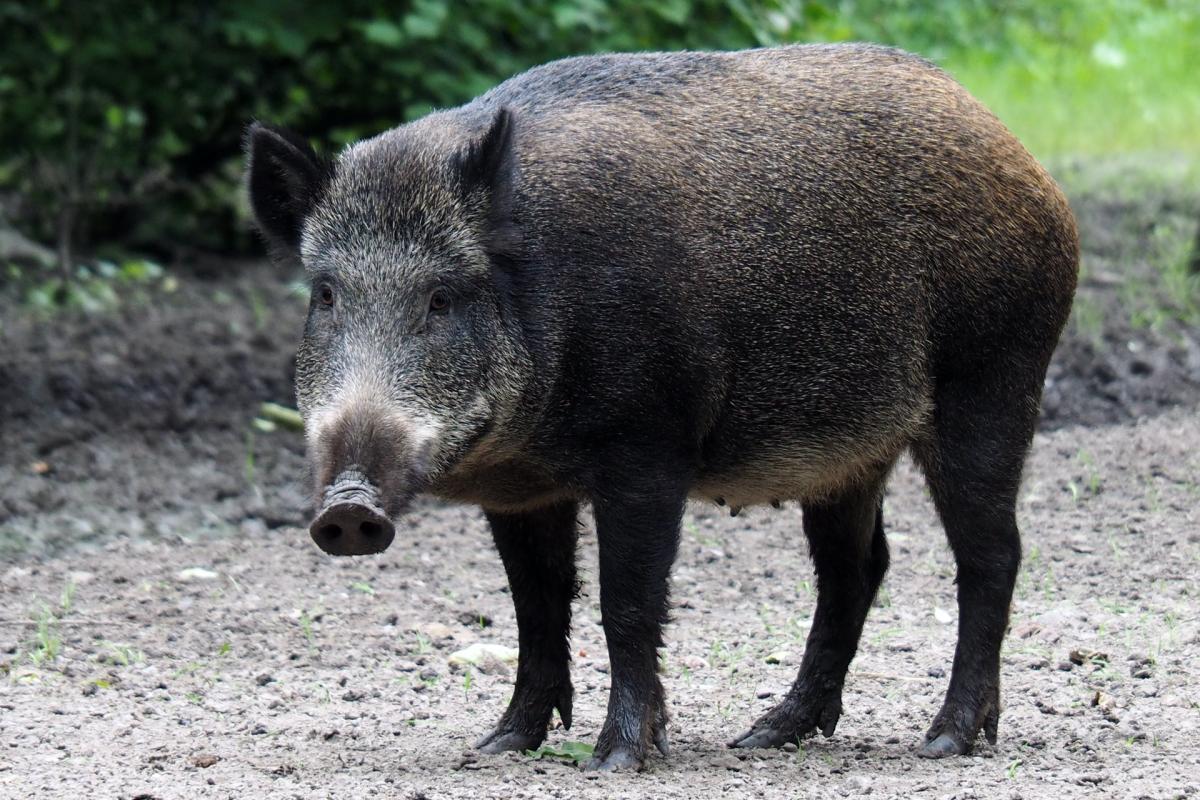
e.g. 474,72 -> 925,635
245,109 -> 528,555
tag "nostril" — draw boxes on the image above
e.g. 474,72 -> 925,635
319,523 -> 343,540
360,521 -> 383,538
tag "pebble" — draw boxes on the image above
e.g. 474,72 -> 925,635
709,753 -> 744,771
456,611 -> 493,628
177,567 -> 219,581
842,775 -> 872,795
447,643 -> 519,668
417,622 -> 454,640
755,687 -> 775,699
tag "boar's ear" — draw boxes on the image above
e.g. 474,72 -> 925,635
454,107 -> 514,194
454,107 -> 519,256
244,122 -> 330,258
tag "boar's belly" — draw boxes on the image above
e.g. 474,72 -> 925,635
692,403 -> 929,508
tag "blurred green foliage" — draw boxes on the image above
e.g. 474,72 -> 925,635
0,0 -> 1196,276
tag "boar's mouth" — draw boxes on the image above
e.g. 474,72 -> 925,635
309,470 -> 397,556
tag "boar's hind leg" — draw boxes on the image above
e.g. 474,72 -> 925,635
475,502 -> 579,754
585,474 -> 688,771
729,472 -> 890,750
913,364 -> 1040,758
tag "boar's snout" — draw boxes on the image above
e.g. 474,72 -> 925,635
309,472 -> 396,556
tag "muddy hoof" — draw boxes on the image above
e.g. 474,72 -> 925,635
729,693 -> 841,749
728,725 -> 795,749
474,728 -> 544,754
917,732 -> 969,758
584,746 -> 643,772
653,722 -> 670,756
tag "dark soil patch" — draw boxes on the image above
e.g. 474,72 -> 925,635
1,263 -> 310,556
1041,157 -> 1200,428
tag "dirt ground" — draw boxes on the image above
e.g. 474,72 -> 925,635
2,159 -> 1199,798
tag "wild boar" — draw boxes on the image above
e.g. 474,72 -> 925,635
246,43 -> 1078,770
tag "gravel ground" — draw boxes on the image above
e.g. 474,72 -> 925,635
1,408 -> 1198,799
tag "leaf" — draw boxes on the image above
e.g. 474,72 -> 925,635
361,19 -> 404,47
259,403 -> 304,431
525,740 -> 594,765
404,0 -> 447,40
651,0 -> 692,26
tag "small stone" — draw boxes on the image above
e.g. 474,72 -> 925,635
178,567 -> 219,582
1092,691 -> 1118,720
1012,621 -> 1043,639
456,612 -> 493,628
755,686 -> 775,699
765,650 -> 790,665
1069,649 -> 1108,667
843,775 -> 872,794
710,753 -> 743,771
447,643 -> 519,667
255,673 -> 274,686
1034,699 -> 1058,715
781,742 -> 799,753
192,754 -> 220,768
926,666 -> 946,679
417,622 -> 454,640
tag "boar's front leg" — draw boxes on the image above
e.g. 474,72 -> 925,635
585,472 -> 687,771
476,502 -> 579,754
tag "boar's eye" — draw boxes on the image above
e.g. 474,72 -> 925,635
317,283 -> 335,306
429,288 -> 451,315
